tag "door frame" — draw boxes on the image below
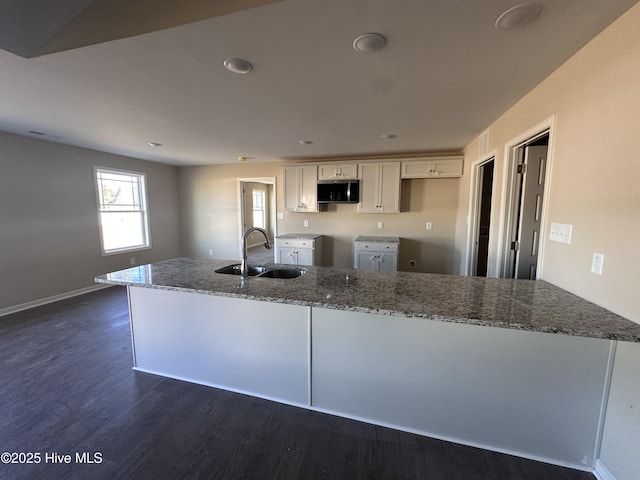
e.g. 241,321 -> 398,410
466,151 -> 497,276
496,116 -> 556,278
237,177 -> 277,259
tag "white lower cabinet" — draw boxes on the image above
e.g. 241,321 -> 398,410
354,240 -> 398,271
275,236 -> 323,266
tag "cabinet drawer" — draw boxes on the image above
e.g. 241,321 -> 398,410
355,241 -> 398,252
277,239 -> 315,249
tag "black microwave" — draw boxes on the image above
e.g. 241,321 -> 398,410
317,179 -> 360,204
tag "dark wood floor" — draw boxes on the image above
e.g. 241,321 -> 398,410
1,287 -> 595,480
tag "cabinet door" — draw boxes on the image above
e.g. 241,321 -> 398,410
356,251 -> 379,270
277,247 -> 299,265
378,162 -> 401,213
357,163 -> 381,213
431,158 -> 463,177
317,164 -> 337,180
377,252 -> 398,272
298,165 -> 318,212
283,167 -> 301,212
295,248 -> 314,266
337,163 -> 358,179
283,166 -> 318,212
401,160 -> 432,178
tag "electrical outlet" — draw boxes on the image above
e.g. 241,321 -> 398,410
591,253 -> 604,275
277,212 -> 284,220
303,219 -> 309,227
426,222 -> 433,230
377,221 -> 384,229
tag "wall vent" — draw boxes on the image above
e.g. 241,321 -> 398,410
478,130 -> 490,157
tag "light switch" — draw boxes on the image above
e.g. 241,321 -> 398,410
591,253 -> 604,275
377,221 -> 384,229
426,222 -> 433,230
549,223 -> 572,244
303,219 -> 309,227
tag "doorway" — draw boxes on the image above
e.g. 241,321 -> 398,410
237,177 -> 277,261
475,160 -> 494,276
469,158 -> 495,276
505,133 -> 549,279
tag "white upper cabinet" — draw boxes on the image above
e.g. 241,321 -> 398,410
358,162 -> 401,213
317,163 -> 358,180
283,165 -> 318,212
401,156 -> 464,178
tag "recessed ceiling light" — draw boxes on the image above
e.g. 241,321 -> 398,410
238,156 -> 247,162
495,3 -> 542,30
147,142 -> 162,147
299,140 -> 313,145
353,33 -> 386,53
224,58 -> 253,74
380,133 -> 397,140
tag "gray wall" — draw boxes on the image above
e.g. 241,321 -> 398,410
0,132 -> 181,311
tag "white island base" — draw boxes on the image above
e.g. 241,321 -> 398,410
128,286 -> 613,472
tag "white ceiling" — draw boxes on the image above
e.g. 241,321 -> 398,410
0,0 -> 637,166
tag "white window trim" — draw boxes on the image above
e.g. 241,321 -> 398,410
94,166 -> 152,256
252,189 -> 267,229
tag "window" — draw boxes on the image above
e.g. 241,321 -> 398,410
95,167 -> 150,254
252,189 -> 266,229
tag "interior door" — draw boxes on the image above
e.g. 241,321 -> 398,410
475,160 -> 494,276
514,143 -> 548,279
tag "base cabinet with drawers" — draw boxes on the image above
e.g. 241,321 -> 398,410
275,235 -> 323,266
354,236 -> 399,272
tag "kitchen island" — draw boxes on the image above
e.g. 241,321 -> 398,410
96,257 -> 640,472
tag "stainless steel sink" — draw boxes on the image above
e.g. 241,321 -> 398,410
215,264 -> 305,279
214,264 -> 268,276
258,267 -> 306,279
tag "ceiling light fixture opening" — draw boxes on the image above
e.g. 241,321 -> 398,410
495,3 -> 542,30
147,142 -> 162,147
353,33 -> 386,53
380,133 -> 397,140
299,140 -> 313,145
224,58 -> 253,74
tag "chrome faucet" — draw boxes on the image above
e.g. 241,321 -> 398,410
241,227 -> 272,277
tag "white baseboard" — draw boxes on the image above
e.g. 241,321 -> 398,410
0,284 -> 112,317
594,459 -> 617,480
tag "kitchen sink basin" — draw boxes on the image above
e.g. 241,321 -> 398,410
215,264 -> 305,279
258,267 -> 306,279
214,264 -> 268,276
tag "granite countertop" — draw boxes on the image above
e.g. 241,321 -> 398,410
95,257 -> 640,343
275,233 -> 323,239
355,236 -> 400,243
